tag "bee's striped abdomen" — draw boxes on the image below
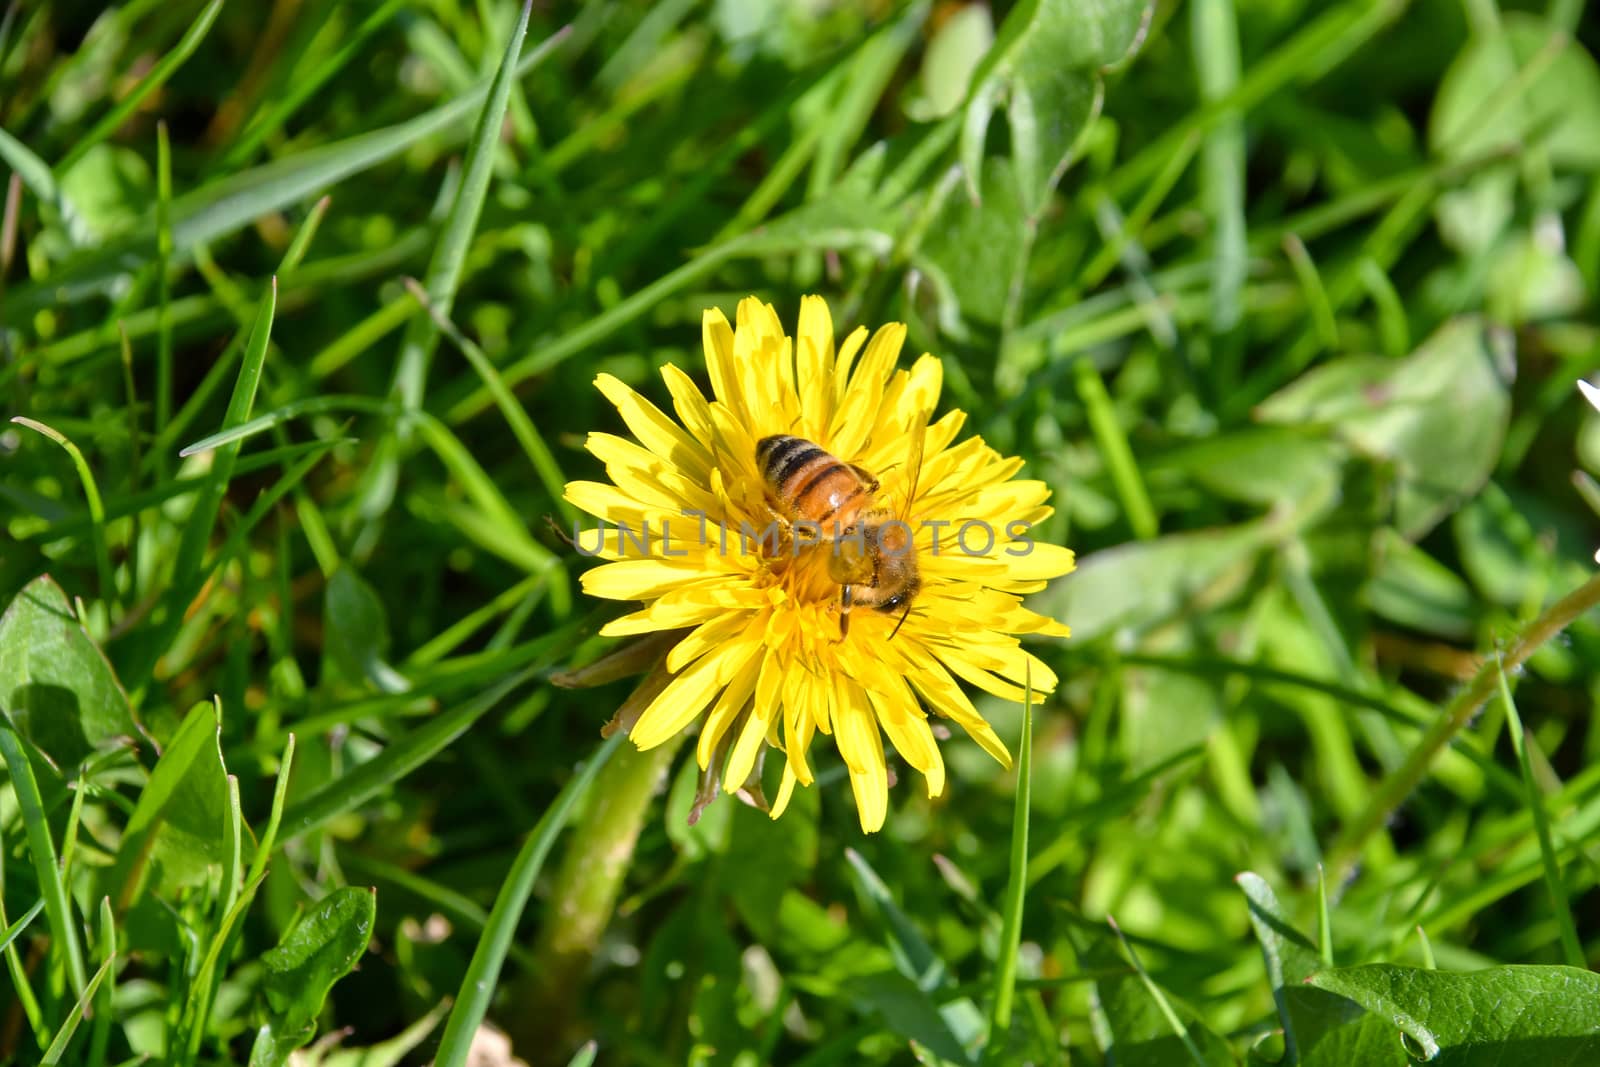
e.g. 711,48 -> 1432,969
757,435 -> 870,526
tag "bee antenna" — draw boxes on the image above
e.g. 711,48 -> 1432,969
544,514 -> 578,547
888,600 -> 913,640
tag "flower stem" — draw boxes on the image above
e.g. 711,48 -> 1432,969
513,733 -> 682,1050
1328,571 -> 1600,886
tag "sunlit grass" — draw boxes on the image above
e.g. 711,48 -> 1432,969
3,0 -> 1600,1064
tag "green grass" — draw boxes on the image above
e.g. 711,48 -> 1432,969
3,0 -> 1600,1064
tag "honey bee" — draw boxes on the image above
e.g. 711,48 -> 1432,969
756,434 -> 921,638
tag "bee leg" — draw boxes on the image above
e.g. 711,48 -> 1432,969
839,585 -> 853,639
888,599 -> 913,640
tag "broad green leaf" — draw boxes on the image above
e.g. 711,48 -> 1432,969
918,157 -> 1026,326
1122,665 -> 1221,770
1156,428 -> 1345,507
910,3 -> 994,120
1430,15 -> 1600,253
960,0 -> 1152,213
0,574 -> 140,770
725,786 -> 818,944
1485,228 -> 1587,324
109,700 -> 228,909
725,179 -> 896,259
249,886 -> 377,1067
54,143 -> 152,242
323,565 -> 408,693
1040,522 -> 1269,640
1236,873 -> 1406,1067
1307,964 -> 1600,1064
1257,318 -> 1513,539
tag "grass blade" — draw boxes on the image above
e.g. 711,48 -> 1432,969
430,732 -> 625,1067
246,734 -> 296,886
0,897 -> 45,956
1074,357 -> 1158,540
88,896 -> 114,1067
0,725 -> 89,996
0,123 -> 59,204
179,870 -> 270,1064
403,278 -> 576,524
0,811 -> 49,1048
56,0 -> 223,174
126,277 -> 277,688
1,29 -> 570,323
221,0 -> 411,169
278,666 -> 542,842
987,665 -> 1033,1052
391,0 -> 535,414
9,417 -> 115,608
155,119 -> 174,473
40,953 -> 115,1066
1191,0 -> 1246,340
1106,916 -> 1209,1067
178,394 -> 394,456
1497,660 -> 1585,968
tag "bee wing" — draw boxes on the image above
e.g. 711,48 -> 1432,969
900,408 -> 927,520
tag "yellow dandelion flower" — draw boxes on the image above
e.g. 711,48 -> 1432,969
563,295 -> 1075,832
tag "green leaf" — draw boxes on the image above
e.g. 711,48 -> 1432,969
1079,926 -> 1236,1066
1364,530 -> 1478,640
250,886 -> 377,1067
1155,428 -> 1345,507
725,787 -> 817,944
911,3 -> 994,120
844,970 -> 974,1065
109,700 -> 228,909
1257,317 -> 1513,539
1306,964 -> 1600,1064
1039,522 -> 1270,640
845,848 -> 984,1061
918,157 -> 1026,327
0,574 -> 140,770
55,143 -> 153,241
1236,873 -> 1405,1066
323,565 -> 408,693
960,0 -> 1152,213
1430,15 -> 1600,253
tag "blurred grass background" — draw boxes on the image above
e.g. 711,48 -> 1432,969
3,0 -> 1600,1064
